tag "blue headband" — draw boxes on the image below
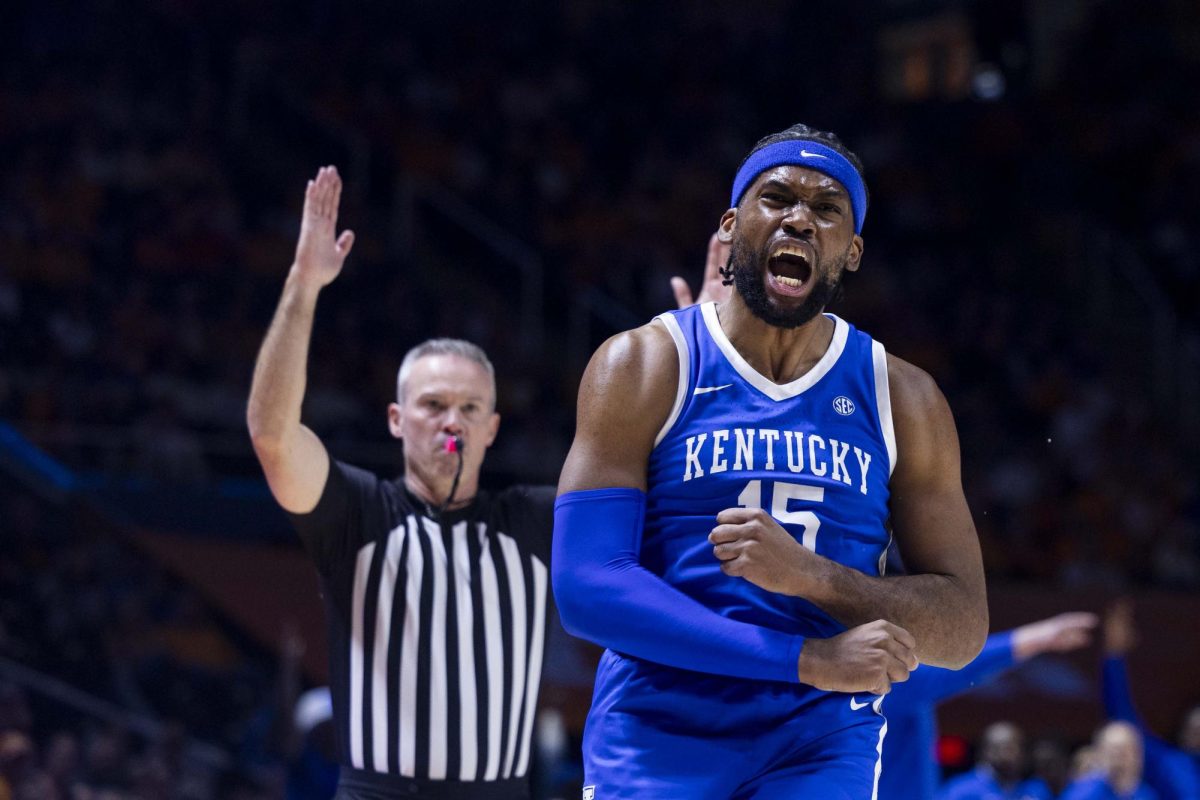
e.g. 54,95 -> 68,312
730,140 -> 868,234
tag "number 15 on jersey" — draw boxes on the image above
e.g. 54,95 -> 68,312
736,479 -> 825,552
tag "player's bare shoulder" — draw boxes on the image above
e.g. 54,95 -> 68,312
884,352 -> 961,484
577,320 -> 679,423
885,353 -> 947,419
560,321 -> 679,493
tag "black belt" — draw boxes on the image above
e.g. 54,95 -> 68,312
335,767 -> 531,800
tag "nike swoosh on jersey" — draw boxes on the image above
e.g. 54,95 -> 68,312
693,384 -> 733,395
849,697 -> 872,711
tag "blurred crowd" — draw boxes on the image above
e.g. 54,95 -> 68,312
1,0 -> 1199,797
0,483 -> 282,797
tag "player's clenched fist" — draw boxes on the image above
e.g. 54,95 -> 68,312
797,620 -> 919,695
709,506 -> 816,595
292,165 -> 356,289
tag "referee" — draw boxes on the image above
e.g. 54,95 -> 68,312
247,166 -> 551,800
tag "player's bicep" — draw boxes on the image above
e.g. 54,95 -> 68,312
557,327 -> 677,494
255,423 -> 331,514
887,360 -> 983,584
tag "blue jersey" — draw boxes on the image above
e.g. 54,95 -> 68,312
576,303 -> 897,798
644,301 -> 895,640
1060,776 -> 1158,800
937,768 -> 1053,800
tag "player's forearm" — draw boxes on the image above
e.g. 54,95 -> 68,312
794,560 -> 987,668
553,489 -> 805,683
247,269 -> 322,449
555,561 -> 804,683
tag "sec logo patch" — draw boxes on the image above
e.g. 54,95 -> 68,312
833,396 -> 856,416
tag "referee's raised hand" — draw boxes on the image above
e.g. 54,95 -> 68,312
293,165 -> 356,289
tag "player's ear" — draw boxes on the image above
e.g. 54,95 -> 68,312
387,402 -> 403,440
718,209 -> 736,244
845,235 -> 864,273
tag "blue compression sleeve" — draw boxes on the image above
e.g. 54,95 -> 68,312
552,488 -> 805,684
886,631 -> 1017,715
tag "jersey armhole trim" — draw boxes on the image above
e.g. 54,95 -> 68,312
872,340 -> 898,477
653,313 -> 690,447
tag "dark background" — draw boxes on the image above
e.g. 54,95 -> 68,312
1,1 -> 1197,797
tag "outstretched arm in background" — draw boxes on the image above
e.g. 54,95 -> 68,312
1101,599 -> 1148,728
247,167 -> 356,513
886,613 -> 1097,715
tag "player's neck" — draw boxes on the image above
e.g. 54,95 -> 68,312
717,295 -> 834,385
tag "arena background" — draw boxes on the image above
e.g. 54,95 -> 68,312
1,0 -> 1197,797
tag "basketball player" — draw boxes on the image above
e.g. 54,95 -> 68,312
553,123 -> 989,798
936,722 -> 1052,800
673,248 -> 1095,800
1060,722 -> 1158,800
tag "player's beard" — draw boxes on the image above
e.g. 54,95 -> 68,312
728,236 -> 849,329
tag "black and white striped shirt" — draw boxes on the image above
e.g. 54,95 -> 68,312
290,460 -> 553,798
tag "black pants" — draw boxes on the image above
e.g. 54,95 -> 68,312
335,768 -> 531,800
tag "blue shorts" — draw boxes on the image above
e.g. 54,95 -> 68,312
582,650 -> 887,800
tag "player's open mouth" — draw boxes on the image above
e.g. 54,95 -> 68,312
766,243 -> 813,297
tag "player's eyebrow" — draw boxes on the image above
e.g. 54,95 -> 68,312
760,178 -> 848,200
759,179 -> 795,194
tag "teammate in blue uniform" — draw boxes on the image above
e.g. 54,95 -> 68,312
552,123 -> 989,798
882,613 -> 1097,800
1061,723 -> 1159,800
1101,601 -> 1200,799
936,722 -> 1054,800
